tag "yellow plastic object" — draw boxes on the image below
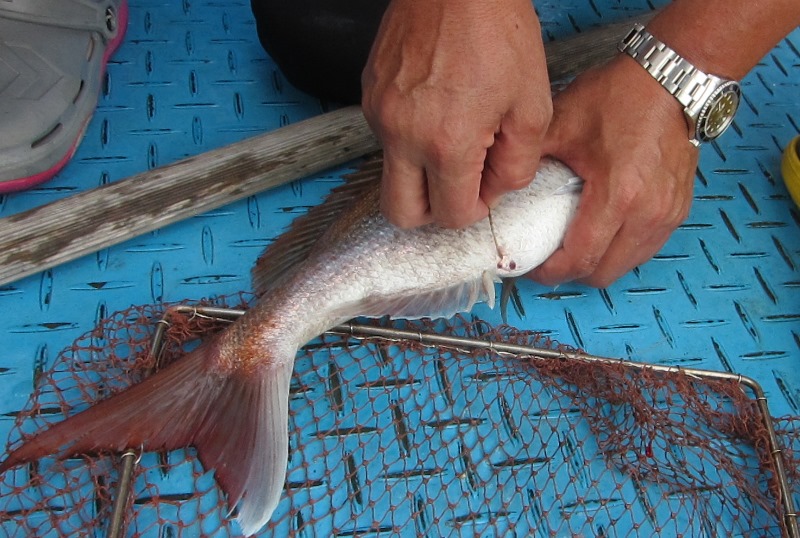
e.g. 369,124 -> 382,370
782,135 -> 800,208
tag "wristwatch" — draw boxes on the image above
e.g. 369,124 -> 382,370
618,23 -> 741,147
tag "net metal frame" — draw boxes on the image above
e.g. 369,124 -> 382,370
1,302 -> 797,537
133,306 -> 798,537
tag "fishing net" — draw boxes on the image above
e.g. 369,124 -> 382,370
0,296 -> 798,537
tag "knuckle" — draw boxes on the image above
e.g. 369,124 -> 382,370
530,99 -> 553,130
425,127 -> 464,166
614,182 -> 641,211
438,215 -> 469,229
382,203 -> 427,229
582,273 -> 615,289
374,101 -> 401,132
486,163 -> 534,190
647,193 -> 691,231
364,90 -> 406,135
517,98 -> 553,134
391,215 -> 423,229
640,205 -> 669,231
573,254 -> 601,278
379,185 -> 429,230
505,121 -> 538,143
503,174 -> 535,190
432,203 -> 486,229
437,213 -> 476,229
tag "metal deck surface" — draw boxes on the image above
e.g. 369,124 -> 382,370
0,0 -> 798,536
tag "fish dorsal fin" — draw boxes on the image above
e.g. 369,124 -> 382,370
338,271 -> 497,321
251,154 -> 384,297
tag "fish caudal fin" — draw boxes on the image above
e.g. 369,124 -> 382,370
0,339 -> 294,536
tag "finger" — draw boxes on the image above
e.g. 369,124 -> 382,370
529,181 -> 623,286
579,175 -> 694,287
535,168 -> 692,287
379,151 -> 433,229
425,145 -> 489,229
480,107 -> 548,207
577,222 -> 671,288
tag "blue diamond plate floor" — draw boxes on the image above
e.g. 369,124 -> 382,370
0,0 -> 798,536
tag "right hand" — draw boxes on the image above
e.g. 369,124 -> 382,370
531,55 -> 698,288
361,0 -> 552,229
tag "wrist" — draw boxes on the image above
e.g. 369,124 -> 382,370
617,23 -> 741,146
609,54 -> 693,143
645,0 -> 800,81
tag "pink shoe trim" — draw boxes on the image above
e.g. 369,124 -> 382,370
0,0 -> 130,195
0,135 -> 82,194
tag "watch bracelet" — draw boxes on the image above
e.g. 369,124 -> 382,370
618,23 -> 721,116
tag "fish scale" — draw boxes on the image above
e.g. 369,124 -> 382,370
0,157 -> 581,535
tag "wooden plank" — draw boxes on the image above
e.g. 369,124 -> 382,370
545,13 -> 655,81
0,12 -> 654,288
0,106 -> 379,287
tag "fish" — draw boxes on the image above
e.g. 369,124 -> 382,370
0,156 -> 582,535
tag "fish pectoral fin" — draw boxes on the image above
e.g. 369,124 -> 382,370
552,175 -> 584,196
0,339 -> 294,537
349,272 -> 497,320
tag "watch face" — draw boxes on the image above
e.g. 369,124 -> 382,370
697,82 -> 741,142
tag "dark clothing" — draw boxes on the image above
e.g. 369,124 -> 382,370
251,0 -> 389,104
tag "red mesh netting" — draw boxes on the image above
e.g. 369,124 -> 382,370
1,297 -> 798,537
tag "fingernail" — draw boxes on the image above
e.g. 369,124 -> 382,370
485,194 -> 503,209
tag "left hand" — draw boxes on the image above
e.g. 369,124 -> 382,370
530,54 -> 699,288
361,0 -> 552,230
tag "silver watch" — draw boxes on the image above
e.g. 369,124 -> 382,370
618,23 -> 741,147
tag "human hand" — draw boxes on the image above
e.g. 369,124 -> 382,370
361,0 -> 551,229
529,55 -> 699,288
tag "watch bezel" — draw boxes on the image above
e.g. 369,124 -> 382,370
694,80 -> 742,143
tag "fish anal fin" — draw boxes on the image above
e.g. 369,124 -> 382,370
500,277 -> 525,323
348,271 -> 497,321
0,339 -> 294,537
252,154 -> 384,297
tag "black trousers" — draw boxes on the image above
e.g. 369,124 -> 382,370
251,0 -> 390,104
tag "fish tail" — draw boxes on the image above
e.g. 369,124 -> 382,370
0,339 -> 294,536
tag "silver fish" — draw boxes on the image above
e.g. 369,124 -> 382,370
0,157 -> 581,535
